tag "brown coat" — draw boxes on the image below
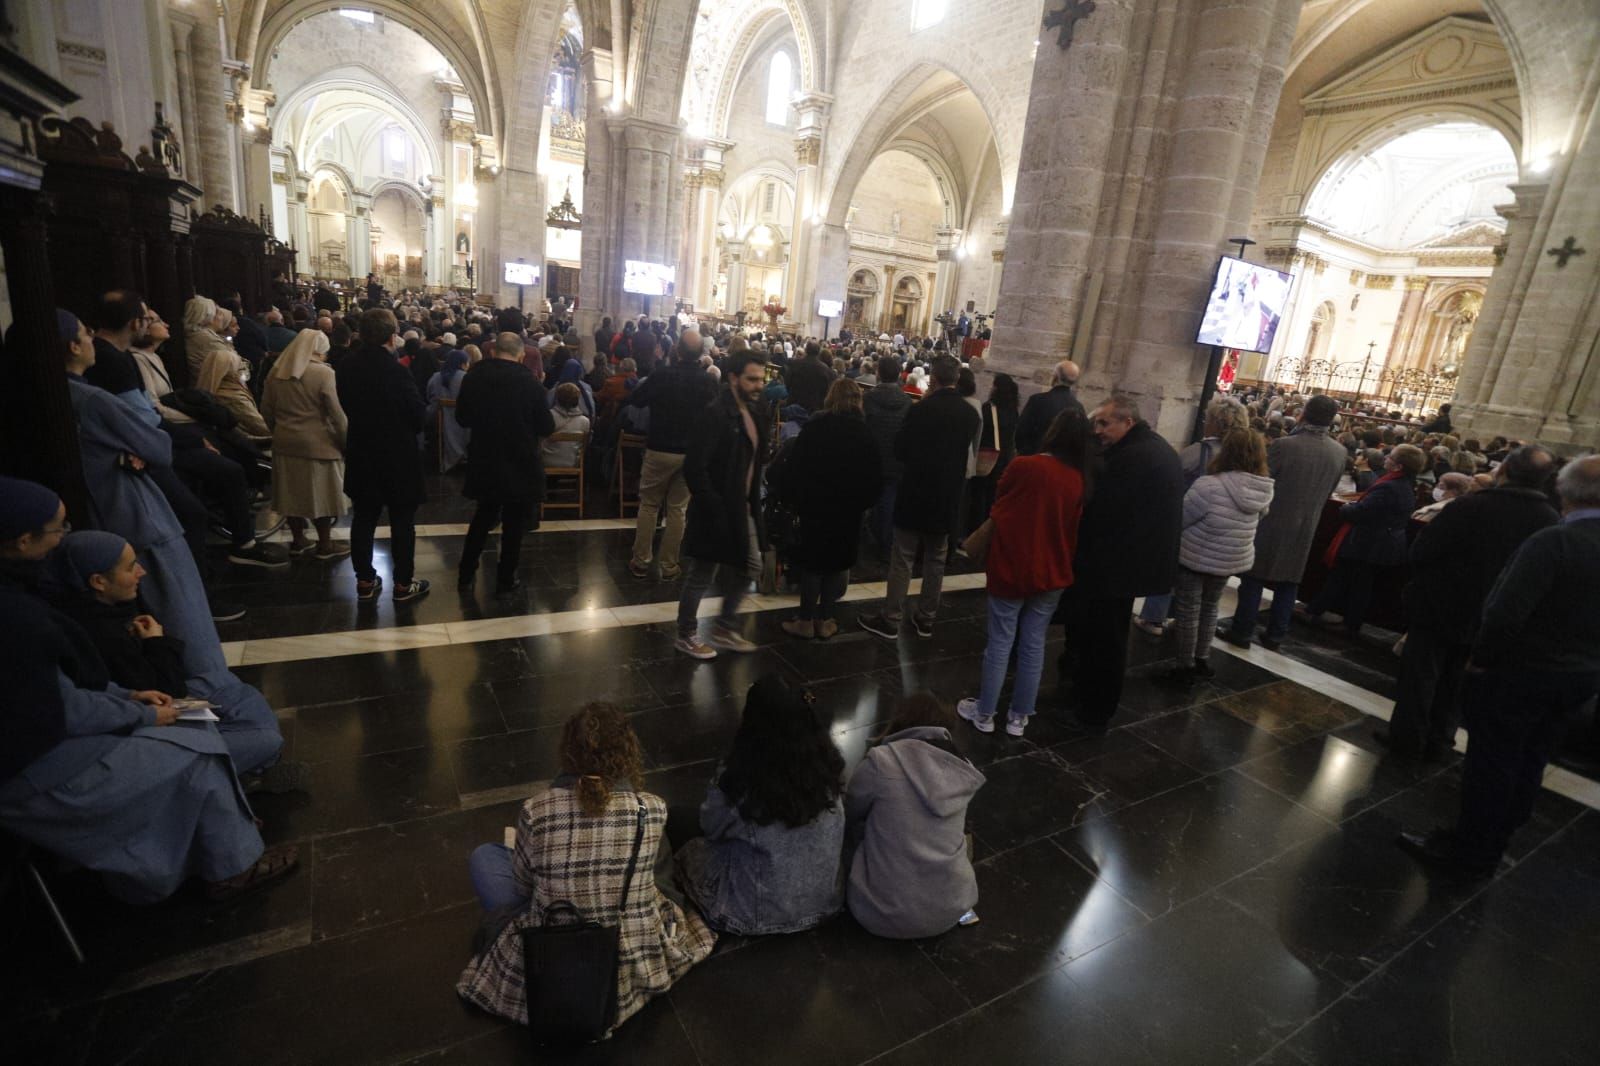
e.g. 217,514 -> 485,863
262,362 -> 348,460
456,783 -> 715,1031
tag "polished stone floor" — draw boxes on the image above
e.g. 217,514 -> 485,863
11,474 -> 1600,1065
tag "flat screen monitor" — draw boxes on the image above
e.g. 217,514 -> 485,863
1195,256 -> 1292,355
817,299 -> 843,319
623,260 -> 675,296
503,261 -> 540,287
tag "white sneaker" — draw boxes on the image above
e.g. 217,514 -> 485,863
708,626 -> 757,653
957,698 -> 995,734
675,635 -> 718,660
1005,714 -> 1029,738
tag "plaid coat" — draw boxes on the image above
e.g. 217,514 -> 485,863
457,783 -> 716,1030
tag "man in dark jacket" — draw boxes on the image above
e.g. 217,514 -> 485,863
1058,395 -> 1183,731
336,308 -> 430,604
676,352 -> 770,660
863,355 -> 911,553
313,282 -> 342,315
1400,455 -> 1600,875
454,332 -> 556,595
785,342 -> 834,413
859,356 -> 979,640
626,331 -> 718,580
1014,360 -> 1084,456
1378,445 -> 1559,761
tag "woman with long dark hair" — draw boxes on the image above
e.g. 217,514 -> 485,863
459,703 -> 715,1031
673,675 -> 847,934
959,408 -> 1092,737
972,373 -> 1021,527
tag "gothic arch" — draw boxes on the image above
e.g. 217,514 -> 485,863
275,77 -> 443,181
682,0 -> 822,139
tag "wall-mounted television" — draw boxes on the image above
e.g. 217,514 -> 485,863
623,261 -> 675,296
503,261 -> 540,286
1195,256 -> 1292,355
817,299 -> 843,319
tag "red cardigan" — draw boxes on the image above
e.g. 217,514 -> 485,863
985,455 -> 1085,599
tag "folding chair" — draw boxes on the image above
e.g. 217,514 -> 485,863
541,431 -> 589,520
616,432 -> 647,517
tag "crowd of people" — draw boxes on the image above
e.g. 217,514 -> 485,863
2,277 -> 1597,1044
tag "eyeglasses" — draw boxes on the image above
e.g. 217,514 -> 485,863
42,521 -> 72,536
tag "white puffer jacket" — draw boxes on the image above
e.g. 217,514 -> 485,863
1179,470 -> 1276,575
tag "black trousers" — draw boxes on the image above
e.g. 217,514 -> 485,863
1455,667 -> 1600,864
172,444 -> 253,546
147,461 -> 213,580
350,496 -> 418,586
1307,559 -> 1386,634
1387,626 -> 1470,757
1057,591 -> 1135,727
459,497 -> 533,585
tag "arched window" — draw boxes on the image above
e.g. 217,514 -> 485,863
765,51 -> 792,126
912,0 -> 948,32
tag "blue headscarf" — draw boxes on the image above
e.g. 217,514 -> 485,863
556,358 -> 585,385
51,529 -> 130,591
0,476 -> 61,541
439,348 -> 469,386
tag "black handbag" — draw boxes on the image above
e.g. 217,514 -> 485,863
520,798 -> 647,1046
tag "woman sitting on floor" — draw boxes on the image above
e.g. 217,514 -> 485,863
42,529 -> 309,793
458,703 -> 715,1032
673,674 -> 846,935
845,693 -> 985,938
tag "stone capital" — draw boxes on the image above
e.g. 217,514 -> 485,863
794,135 -> 822,167
443,118 -> 476,143
1404,275 -> 1431,291
992,249 -> 1005,263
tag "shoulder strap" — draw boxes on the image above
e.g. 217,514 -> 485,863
615,796 -> 648,916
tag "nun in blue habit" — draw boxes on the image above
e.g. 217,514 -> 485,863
58,308 -> 227,680
44,530 -> 289,779
425,348 -> 472,472
0,476 -> 293,904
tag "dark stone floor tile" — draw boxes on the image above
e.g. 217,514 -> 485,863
870,964 -> 1154,1066
1129,702 -> 1292,774
882,652 -> 986,707
669,915 -> 967,1066
1233,729 -> 1434,823
771,628 -> 904,681
966,751 -> 1113,854
921,838 -> 1146,1004
311,801 -> 521,940
1452,841 -> 1600,975
1365,762 -> 1583,863
451,727 -> 565,803
643,759 -> 719,810
642,647 -> 801,707
291,685 -> 508,762
1105,668 -> 1235,721
519,625 -> 679,677
399,993 -> 698,1065
1060,894 -> 1346,1066
1074,733 -> 1205,810
805,670 -> 903,733
1054,771 -> 1331,918
491,666 -> 664,731
1277,909 -> 1600,1066
628,696 -> 746,770
252,746 -> 460,840
1522,808 -> 1600,880
0,1001 -> 98,1066
83,904 -> 501,1066
238,640 -> 531,710
1210,681 -> 1366,744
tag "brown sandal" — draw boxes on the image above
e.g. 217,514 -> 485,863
207,843 -> 300,901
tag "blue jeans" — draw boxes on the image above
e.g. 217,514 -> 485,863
1230,577 -> 1297,642
978,589 -> 1064,718
469,843 -> 528,912
1138,592 -> 1173,626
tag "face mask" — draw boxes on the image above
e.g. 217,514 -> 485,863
1432,486 -> 1447,502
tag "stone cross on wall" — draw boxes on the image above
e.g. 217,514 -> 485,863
1043,0 -> 1097,49
1546,236 -> 1586,268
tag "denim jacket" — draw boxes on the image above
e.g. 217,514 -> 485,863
674,780 -> 845,935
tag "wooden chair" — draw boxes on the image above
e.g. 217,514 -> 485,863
436,397 -> 457,473
541,431 -> 588,520
615,431 -> 648,517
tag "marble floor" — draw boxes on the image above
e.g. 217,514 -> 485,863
11,474 -> 1600,1066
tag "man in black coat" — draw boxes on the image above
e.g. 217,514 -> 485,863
1379,445 -> 1559,761
675,352 -> 770,660
1058,395 -> 1183,731
1014,360 -> 1085,456
859,356 -> 979,640
625,331 -> 717,580
313,282 -> 342,316
862,355 -> 911,553
336,308 -> 430,604
453,332 -> 556,595
1400,455 -> 1600,875
784,341 -> 834,413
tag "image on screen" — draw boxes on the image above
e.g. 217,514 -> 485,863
1195,256 -> 1293,355
503,261 -> 540,286
623,260 -> 676,296
817,299 -> 843,319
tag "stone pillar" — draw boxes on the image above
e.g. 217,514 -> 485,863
1454,183 -> 1547,411
930,230 -> 958,325
1390,276 -> 1431,373
880,265 -> 898,334
474,167 -> 501,302
787,93 -> 832,333
349,192 -> 372,279
168,9 -> 201,186
987,249 -> 1005,317
689,168 -> 724,312
288,171 -> 311,274
187,8 -> 234,210
725,241 -> 747,317
923,270 -> 938,336
991,0 -> 1301,440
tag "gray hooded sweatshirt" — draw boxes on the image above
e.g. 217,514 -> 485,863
844,726 -> 986,939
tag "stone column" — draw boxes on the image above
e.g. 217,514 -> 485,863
725,241 -> 747,317
474,167 -> 501,302
187,8 -> 234,210
1390,276 -> 1431,372
987,249 -> 1005,316
168,9 -> 201,185
786,93 -> 832,332
992,0 -> 1301,439
288,171 -> 311,274
1454,183 -> 1548,412
930,229 -> 958,324
923,270 -> 938,336
349,192 -> 373,279
880,265 -> 898,334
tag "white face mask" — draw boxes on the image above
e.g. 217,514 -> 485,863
1432,485 -> 1447,502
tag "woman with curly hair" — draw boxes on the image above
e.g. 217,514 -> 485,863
458,703 -> 715,1032
673,674 -> 847,934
